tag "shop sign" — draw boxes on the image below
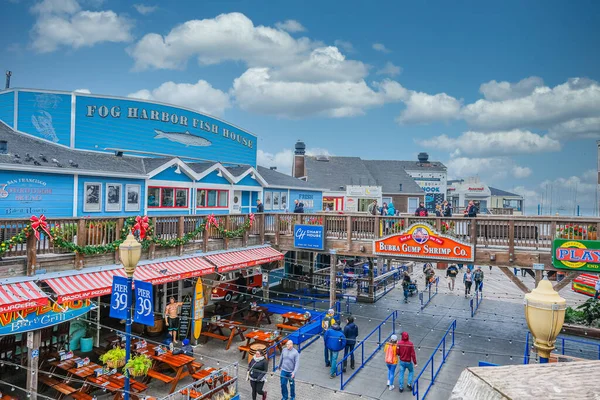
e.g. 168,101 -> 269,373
294,224 -> 324,250
552,239 -> 600,272
468,187 -> 485,191
373,223 -> 474,262
109,275 -> 130,320
346,185 -> 382,198
133,280 -> 154,327
0,299 -> 96,336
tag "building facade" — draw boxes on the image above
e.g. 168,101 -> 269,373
447,177 -> 524,215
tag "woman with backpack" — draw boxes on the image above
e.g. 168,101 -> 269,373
463,268 -> 473,298
384,334 -> 399,391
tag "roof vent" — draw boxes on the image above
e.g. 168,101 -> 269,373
0,140 -> 7,155
315,155 -> 330,162
294,140 -> 306,155
418,152 -> 429,163
270,166 -> 277,170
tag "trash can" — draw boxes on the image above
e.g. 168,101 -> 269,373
80,337 -> 93,352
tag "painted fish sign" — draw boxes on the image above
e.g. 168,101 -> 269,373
553,239 -> 600,272
154,129 -> 212,147
373,223 -> 474,262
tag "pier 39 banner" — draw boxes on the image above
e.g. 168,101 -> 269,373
373,223 -> 474,262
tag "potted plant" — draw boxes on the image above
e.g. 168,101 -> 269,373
588,225 -> 597,241
100,347 -> 126,368
123,354 -> 153,377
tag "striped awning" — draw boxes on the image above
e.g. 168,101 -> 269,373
0,281 -> 49,313
204,246 -> 284,273
44,257 -> 215,303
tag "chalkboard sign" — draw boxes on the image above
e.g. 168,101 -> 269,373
178,295 -> 192,340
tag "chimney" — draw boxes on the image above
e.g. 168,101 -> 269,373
5,71 -> 11,90
270,166 -> 277,170
292,140 -> 306,179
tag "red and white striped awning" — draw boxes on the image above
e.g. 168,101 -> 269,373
204,246 -> 284,273
0,281 -> 49,313
44,257 -> 215,303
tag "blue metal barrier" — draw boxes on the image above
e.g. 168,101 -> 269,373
420,277 -> 439,310
470,289 -> 482,317
412,319 -> 456,400
337,310 -> 398,390
524,331 -> 600,364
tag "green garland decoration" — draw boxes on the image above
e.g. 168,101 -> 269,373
0,214 -> 254,258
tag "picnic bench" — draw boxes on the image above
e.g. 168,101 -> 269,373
276,323 -> 299,332
243,306 -> 272,326
39,375 -> 78,398
200,319 -> 247,350
136,343 -> 196,394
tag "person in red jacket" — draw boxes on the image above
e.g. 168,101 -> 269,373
396,331 -> 417,393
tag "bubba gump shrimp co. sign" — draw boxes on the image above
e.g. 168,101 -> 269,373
373,223 -> 475,262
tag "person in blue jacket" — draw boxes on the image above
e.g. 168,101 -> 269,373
324,323 -> 346,379
342,316 -> 359,372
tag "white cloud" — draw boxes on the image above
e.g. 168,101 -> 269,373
74,88 -> 91,93
275,19 -> 306,33
129,12 -> 315,70
512,166 -> 532,178
334,40 -> 354,53
396,91 -> 462,124
422,129 -> 561,156
372,43 -> 390,53
479,76 -> 544,101
548,117 -> 600,139
463,78 -> 600,132
30,0 -> 133,53
376,61 -> 402,77
128,80 -> 231,116
258,147 -> 332,175
133,4 -> 157,15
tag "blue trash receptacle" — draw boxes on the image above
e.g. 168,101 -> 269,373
80,337 -> 93,352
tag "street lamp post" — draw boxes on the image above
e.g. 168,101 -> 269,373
524,278 -> 566,363
119,233 -> 142,400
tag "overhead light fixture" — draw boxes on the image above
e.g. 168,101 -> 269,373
174,165 -> 181,174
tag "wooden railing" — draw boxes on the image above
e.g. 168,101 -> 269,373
1,213 -> 599,278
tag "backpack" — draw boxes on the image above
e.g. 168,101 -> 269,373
473,270 -> 483,281
385,343 -> 396,364
322,315 -> 334,330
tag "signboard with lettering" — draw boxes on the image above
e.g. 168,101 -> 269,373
552,239 -> 600,272
109,276 -> 130,320
178,295 -> 192,340
0,299 -> 96,336
133,280 -> 154,326
289,190 -> 323,213
346,186 -> 382,198
294,224 -> 325,250
373,223 -> 474,262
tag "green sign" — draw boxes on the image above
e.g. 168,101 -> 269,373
552,239 -> 600,272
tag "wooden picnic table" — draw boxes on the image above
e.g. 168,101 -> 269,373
135,343 -> 196,394
244,330 -> 283,358
201,319 -> 247,350
192,367 -> 228,390
243,306 -> 272,326
281,312 -> 311,327
85,372 -> 147,400
50,358 -> 102,380
213,301 -> 246,320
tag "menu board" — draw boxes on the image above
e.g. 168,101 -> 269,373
178,295 -> 192,340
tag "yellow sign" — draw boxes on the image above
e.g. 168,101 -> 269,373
193,278 -> 204,340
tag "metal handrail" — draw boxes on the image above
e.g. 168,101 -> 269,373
412,320 -> 456,400
524,331 -> 600,364
470,289 -> 483,317
337,310 -> 398,390
420,277 -> 439,310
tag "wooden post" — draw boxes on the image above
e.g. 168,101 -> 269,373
224,215 -> 230,250
508,220 -> 515,265
177,216 -> 185,255
374,216 -> 380,238
242,222 -> 249,247
368,259 -> 375,300
329,253 -> 337,308
263,270 -> 270,301
149,217 -> 157,258
535,270 -> 543,287
498,266 -> 530,294
435,218 -> 442,231
346,215 -> 352,250
26,231 -> 37,276
26,329 -> 41,399
75,218 -> 87,269
259,214 -> 265,244
203,221 -> 209,253
275,214 -> 281,245
553,272 -> 581,292
114,218 -> 124,264
470,219 -> 478,246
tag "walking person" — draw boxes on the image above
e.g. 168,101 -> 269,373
464,200 -> 478,217
473,266 -> 484,294
342,316 -> 358,372
248,349 -> 268,400
402,271 -> 412,303
368,199 -> 378,215
322,309 -> 336,367
256,199 -> 264,213
446,264 -> 458,291
381,202 -> 388,216
293,199 -> 304,213
324,323 -> 346,378
278,340 -> 299,400
396,332 -> 417,393
424,264 -> 435,288
435,204 -> 443,217
442,200 -> 452,217
464,268 -> 473,298
595,278 -> 600,300
415,202 -> 428,217
384,335 -> 399,391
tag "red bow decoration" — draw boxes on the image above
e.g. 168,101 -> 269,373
249,213 -> 255,227
30,214 -> 51,241
133,215 -> 150,240
206,214 -> 219,228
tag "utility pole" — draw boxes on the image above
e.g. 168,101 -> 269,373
5,71 -> 11,89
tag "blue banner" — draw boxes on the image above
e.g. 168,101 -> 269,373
0,300 -> 96,336
294,224 -> 324,250
109,275 -> 130,320
133,280 -> 154,326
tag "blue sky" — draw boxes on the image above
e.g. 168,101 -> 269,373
2,0 -> 600,214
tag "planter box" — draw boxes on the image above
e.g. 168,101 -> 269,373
561,323 -> 600,339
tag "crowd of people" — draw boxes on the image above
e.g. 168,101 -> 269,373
365,198 -> 479,218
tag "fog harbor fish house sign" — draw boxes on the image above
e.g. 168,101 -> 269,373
373,223 -> 474,262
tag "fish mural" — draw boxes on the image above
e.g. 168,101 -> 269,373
31,110 -> 59,143
153,129 -> 212,147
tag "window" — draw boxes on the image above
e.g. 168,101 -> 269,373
148,187 -> 188,208
408,197 -> 419,213
196,189 -> 229,208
